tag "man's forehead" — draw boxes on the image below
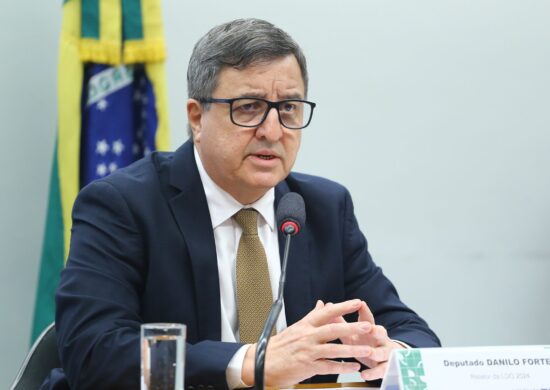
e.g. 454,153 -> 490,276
213,55 -> 305,97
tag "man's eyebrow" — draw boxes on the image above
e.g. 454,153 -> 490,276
236,92 -> 267,99
280,92 -> 304,100
235,92 -> 305,100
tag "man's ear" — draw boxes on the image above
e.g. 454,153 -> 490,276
187,99 -> 203,142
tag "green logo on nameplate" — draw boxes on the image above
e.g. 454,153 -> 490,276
398,350 -> 427,390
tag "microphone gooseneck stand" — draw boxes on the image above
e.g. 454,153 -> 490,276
254,225 -> 294,390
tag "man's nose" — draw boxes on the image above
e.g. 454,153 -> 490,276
256,107 -> 283,141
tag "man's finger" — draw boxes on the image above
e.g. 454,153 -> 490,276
361,361 -> 388,381
331,315 -> 355,345
358,301 -> 375,324
367,325 -> 389,345
315,321 -> 372,343
307,299 -> 362,326
364,344 -> 392,363
314,343 -> 372,360
314,359 -> 361,376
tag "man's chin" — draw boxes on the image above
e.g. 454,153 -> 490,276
249,172 -> 286,191
233,177 -> 283,203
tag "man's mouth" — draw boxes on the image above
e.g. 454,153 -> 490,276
255,154 -> 276,160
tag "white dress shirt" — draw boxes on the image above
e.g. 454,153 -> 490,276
194,147 -> 287,388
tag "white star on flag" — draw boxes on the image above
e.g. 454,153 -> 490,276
96,163 -> 108,177
144,146 -> 151,156
108,162 -> 118,173
96,139 -> 110,156
112,139 -> 125,156
97,99 -> 109,111
132,143 -> 141,155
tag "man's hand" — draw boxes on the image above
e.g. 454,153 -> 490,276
241,299 -> 375,387
332,301 -> 405,380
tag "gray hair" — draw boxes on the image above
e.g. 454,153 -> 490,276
186,18 -> 309,138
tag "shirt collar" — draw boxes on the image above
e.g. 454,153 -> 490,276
194,146 -> 276,231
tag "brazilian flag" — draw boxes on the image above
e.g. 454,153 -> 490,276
31,0 -> 170,341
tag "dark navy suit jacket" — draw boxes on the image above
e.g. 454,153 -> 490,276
53,140 -> 440,389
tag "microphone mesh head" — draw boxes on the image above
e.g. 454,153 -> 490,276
276,192 -> 306,230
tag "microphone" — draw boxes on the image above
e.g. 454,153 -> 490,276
276,192 -> 306,236
255,192 -> 306,390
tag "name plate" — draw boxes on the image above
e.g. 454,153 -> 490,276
381,345 -> 550,390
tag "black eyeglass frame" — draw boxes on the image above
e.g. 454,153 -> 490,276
198,97 -> 316,130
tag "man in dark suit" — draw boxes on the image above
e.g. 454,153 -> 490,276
54,18 -> 440,389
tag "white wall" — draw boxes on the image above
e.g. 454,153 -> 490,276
0,0 -> 60,387
2,0 -> 549,388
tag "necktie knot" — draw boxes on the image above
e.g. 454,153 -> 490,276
234,209 -> 259,236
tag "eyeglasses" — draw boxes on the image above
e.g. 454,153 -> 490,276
198,97 -> 316,130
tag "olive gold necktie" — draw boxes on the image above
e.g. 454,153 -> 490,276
234,208 -> 273,343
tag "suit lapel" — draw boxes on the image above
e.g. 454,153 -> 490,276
167,141 -> 221,341
275,181 -> 314,326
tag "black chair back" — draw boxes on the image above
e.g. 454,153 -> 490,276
10,323 -> 61,390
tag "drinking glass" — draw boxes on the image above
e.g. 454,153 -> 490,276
141,323 -> 186,390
